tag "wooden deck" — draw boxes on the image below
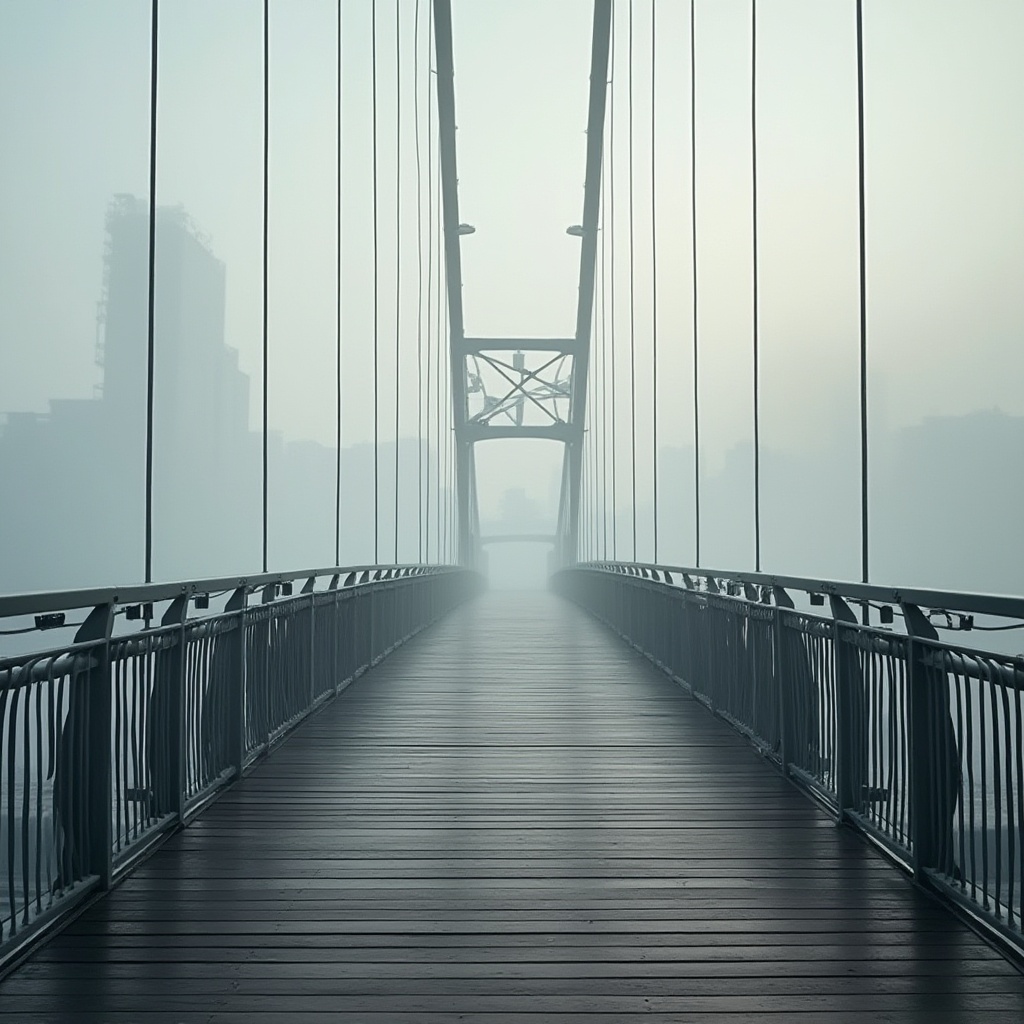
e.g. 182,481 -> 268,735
3,591 -> 1023,1021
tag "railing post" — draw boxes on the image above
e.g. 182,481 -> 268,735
74,603 -> 115,889
159,597 -> 188,823
261,584 -> 276,745
774,587 -> 795,775
226,586 -> 248,778
830,594 -> 862,820
369,577 -> 377,665
327,575 -> 341,696
302,577 -> 316,708
903,602 -> 950,884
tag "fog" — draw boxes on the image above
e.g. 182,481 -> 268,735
1,0 -> 1022,596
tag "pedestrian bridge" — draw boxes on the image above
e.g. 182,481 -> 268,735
3,0 -> 1024,1018
2,570 -> 1024,1020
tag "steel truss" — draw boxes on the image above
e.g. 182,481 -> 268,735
432,0 -> 612,567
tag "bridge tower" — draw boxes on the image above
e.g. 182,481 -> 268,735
433,0 -> 612,569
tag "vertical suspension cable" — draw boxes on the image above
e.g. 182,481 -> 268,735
443,288 -> 451,562
143,0 -> 158,584
394,0 -> 401,565
372,0 -> 380,564
581,430 -> 587,561
591,293 -> 599,561
438,179 -> 444,563
609,4 -> 618,561
599,164 -> 607,560
261,0 -> 270,573
593,274 -> 601,560
856,0 -> 869,590
690,0 -> 700,568
627,0 -> 637,562
588,417 -> 594,560
584,305 -> 593,561
448,300 -> 454,563
425,0 -> 433,564
589,299 -> 598,561
751,0 -> 761,572
650,0 -> 658,565
440,236 -> 447,563
414,0 -> 424,564
591,434 -> 595,561
436,132 -> 444,563
335,0 -> 343,566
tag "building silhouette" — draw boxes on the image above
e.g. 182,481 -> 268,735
0,196 -> 259,591
0,196 -> 448,594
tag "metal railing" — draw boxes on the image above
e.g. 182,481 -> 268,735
553,561 -> 1024,956
0,563 -> 480,966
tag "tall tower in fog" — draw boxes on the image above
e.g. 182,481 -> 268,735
99,195 -> 257,579
99,195 -> 250,437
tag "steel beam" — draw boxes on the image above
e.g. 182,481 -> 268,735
433,0 -> 475,565
458,337 -> 580,355
463,423 -> 573,443
561,0 -> 612,564
479,534 -> 558,546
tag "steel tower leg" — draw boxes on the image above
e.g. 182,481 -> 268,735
432,0 -> 612,570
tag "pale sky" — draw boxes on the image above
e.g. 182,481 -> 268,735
1,0 -> 1022,561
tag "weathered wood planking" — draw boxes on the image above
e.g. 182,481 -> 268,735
3,592 -> 1023,1021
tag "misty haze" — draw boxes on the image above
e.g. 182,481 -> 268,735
2,1 -> 1024,1020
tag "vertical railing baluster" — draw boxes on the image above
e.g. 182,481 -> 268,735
160,597 -> 188,824
328,575 -> 341,695
831,595 -> 860,820
261,584 -> 277,746
368,576 -> 376,665
75,603 -> 114,889
302,578 -> 316,710
225,587 -> 248,778
774,588 -> 794,775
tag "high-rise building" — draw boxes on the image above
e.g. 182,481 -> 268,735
104,196 -> 258,579
0,197 -> 259,592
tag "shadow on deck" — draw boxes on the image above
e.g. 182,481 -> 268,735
2,592 -> 1023,1021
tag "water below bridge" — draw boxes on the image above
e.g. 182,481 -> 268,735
2,592 -> 1023,1021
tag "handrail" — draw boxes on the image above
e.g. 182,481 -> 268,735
0,563 -> 482,973
0,563 -> 462,618
554,561 -> 1024,962
581,559 -> 1024,621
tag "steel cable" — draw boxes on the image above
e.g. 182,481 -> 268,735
856,0 -> 869,590
446,293 -> 453,562
442,241 -> 450,562
436,112 -> 445,563
394,0 -> 401,565
414,0 -> 424,564
609,4 -> 617,560
690,0 -> 700,567
438,151 -> 444,563
144,0 -> 158,584
599,154 -> 608,560
592,286 -> 599,560
425,0 -> 433,563
261,0 -> 270,573
628,0 -> 637,561
335,0 -> 343,566
650,0 -> 658,564
751,0 -> 761,572
372,0 -> 380,564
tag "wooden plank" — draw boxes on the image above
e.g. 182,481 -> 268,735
3,592 -> 1023,1020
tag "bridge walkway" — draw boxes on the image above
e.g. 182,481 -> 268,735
2,592 -> 1023,1021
